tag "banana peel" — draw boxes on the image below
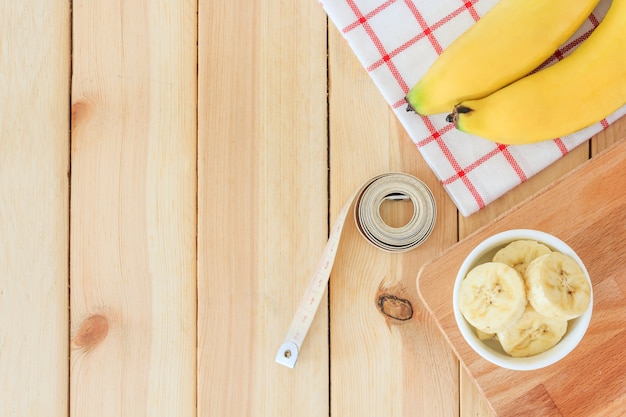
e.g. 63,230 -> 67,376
405,0 -> 600,116
448,0 -> 626,145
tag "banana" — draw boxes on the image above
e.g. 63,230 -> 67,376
475,328 -> 497,341
497,305 -> 568,357
448,0 -> 626,144
525,252 -> 591,321
459,262 -> 526,333
492,239 -> 552,277
405,0 -> 600,115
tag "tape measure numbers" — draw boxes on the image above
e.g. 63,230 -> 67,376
276,173 -> 436,368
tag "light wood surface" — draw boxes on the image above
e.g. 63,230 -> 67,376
1,1 -> 626,416
0,2 -> 69,416
70,1 -> 197,415
198,0 -> 329,415
418,138 -> 626,416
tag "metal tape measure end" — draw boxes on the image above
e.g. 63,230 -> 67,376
275,341 -> 299,368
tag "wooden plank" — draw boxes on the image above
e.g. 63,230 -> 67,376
419,137 -> 626,416
0,2 -> 70,416
328,25 -> 459,417
592,117 -> 626,155
197,0 -> 329,416
70,1 -> 197,415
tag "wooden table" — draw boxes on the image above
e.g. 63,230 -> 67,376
1,1 -> 624,416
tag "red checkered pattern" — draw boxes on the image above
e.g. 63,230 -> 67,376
320,0 -> 626,216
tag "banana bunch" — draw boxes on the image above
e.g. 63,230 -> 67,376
458,240 -> 591,357
406,0 -> 626,145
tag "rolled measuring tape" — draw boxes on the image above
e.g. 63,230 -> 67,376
275,172 -> 436,368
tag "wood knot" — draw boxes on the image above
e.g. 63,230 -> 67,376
71,100 -> 92,130
377,294 -> 413,321
74,314 -> 109,350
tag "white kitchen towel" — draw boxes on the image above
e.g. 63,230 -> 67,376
320,0 -> 626,216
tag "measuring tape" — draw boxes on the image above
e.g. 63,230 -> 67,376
275,172 -> 436,368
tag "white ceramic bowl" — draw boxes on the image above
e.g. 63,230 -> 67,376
452,229 -> 593,371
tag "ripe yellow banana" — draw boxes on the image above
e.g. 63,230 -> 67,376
497,305 -> 568,357
526,252 -> 591,321
405,0 -> 600,115
448,0 -> 626,144
492,239 -> 552,277
458,262 -> 526,333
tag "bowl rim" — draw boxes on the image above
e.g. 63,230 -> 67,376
452,229 -> 593,371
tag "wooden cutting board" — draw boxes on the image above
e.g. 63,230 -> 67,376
417,138 -> 626,417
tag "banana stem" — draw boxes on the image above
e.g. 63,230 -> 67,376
446,105 -> 473,125
405,98 -> 416,113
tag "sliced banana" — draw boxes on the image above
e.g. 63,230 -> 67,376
459,262 -> 527,333
492,239 -> 552,277
475,328 -> 497,341
526,252 -> 591,321
497,305 -> 568,357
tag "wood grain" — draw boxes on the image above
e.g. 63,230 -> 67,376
328,24 -> 460,417
418,137 -> 626,417
70,1 -> 197,415
197,0 -> 329,416
592,117 -> 626,155
0,2 -> 70,416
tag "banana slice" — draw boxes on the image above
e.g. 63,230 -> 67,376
492,240 -> 552,277
475,328 -> 497,341
526,252 -> 591,321
497,305 -> 568,357
459,262 -> 527,333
